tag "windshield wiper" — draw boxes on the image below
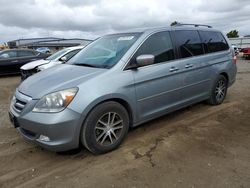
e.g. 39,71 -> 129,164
74,63 -> 98,68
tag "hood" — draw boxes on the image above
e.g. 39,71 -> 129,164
38,60 -> 62,71
21,59 -> 50,70
18,64 -> 107,99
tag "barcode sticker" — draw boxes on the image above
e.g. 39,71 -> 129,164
118,36 -> 134,41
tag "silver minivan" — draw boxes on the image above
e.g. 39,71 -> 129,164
9,24 -> 237,154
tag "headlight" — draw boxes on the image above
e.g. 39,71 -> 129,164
32,88 -> 78,113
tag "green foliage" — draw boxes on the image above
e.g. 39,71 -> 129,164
226,30 -> 239,38
170,21 -> 178,26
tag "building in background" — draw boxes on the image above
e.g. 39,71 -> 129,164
0,43 -> 9,50
7,37 -> 93,53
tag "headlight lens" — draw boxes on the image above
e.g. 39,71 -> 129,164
33,88 -> 78,113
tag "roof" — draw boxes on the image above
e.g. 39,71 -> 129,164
106,24 -> 219,36
64,46 -> 85,50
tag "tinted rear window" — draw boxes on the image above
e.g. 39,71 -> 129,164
174,30 -> 204,58
199,31 -> 229,53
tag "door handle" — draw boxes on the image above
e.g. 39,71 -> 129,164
169,67 -> 179,72
11,60 -> 18,63
185,64 -> 193,68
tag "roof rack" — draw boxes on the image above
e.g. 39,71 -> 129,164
174,23 -> 212,28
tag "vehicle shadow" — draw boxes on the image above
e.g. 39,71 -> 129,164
56,101 -> 207,157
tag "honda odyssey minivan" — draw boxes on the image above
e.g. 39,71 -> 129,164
9,24 -> 237,154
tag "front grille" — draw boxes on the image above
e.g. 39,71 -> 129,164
11,91 -> 31,114
14,99 -> 27,112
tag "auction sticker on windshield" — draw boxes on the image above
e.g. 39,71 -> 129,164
118,36 -> 134,41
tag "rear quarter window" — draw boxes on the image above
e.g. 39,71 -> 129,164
199,31 -> 229,53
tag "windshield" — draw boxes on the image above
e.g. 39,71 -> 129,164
46,48 -> 69,60
68,33 -> 141,68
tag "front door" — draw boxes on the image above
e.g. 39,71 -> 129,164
128,31 -> 184,122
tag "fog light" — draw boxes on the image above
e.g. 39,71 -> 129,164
37,135 -> 50,142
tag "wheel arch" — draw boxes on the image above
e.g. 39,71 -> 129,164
100,98 -> 134,127
219,72 -> 229,84
82,95 -> 135,128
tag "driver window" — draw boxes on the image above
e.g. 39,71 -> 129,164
130,31 -> 175,67
18,50 -> 34,57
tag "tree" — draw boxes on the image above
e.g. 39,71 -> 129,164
226,30 -> 239,38
170,21 -> 178,26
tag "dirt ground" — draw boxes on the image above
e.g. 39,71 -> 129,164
0,58 -> 250,188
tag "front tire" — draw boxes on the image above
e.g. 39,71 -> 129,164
81,101 -> 129,154
207,75 -> 228,105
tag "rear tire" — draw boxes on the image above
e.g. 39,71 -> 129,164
81,101 -> 129,154
207,75 -> 228,105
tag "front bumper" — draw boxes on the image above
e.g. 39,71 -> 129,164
9,91 -> 84,152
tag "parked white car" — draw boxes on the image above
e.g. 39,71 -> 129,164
20,46 -> 84,80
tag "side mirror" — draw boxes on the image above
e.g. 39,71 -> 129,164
136,54 -> 154,67
60,56 -> 67,62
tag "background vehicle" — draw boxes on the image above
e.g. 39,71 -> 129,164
36,47 -> 51,54
20,46 -> 84,80
231,44 -> 239,55
9,24 -> 237,154
0,49 -> 49,75
242,47 -> 250,59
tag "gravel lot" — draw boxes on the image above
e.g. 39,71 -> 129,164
0,58 -> 250,188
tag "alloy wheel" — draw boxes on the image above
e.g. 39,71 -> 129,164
215,79 -> 226,103
95,112 -> 124,146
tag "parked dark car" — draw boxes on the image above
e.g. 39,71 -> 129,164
0,49 -> 49,75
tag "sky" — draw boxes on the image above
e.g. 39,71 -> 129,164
0,0 -> 250,44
